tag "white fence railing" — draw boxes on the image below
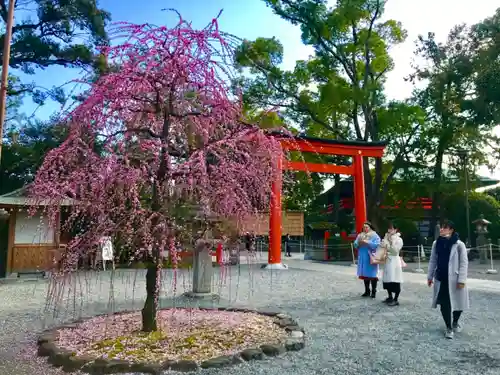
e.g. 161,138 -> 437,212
254,238 -> 500,274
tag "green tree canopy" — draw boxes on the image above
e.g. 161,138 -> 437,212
410,9 -> 500,235
234,0 -> 426,225
442,192 -> 500,243
0,119 -> 68,194
1,0 -> 111,105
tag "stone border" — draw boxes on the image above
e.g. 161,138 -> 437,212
37,307 -> 306,373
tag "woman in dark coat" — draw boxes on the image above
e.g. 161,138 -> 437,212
427,221 -> 469,339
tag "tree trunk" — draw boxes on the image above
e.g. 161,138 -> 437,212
363,155 -> 384,229
362,156 -> 373,215
141,262 -> 159,332
369,157 -> 384,228
140,107 -> 170,332
429,143 -> 446,238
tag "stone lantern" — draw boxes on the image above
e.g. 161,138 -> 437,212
473,214 -> 491,264
473,214 -> 490,233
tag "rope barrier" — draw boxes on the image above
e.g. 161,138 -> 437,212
251,238 -> 500,275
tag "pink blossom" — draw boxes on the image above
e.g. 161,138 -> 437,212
30,14 -> 283,279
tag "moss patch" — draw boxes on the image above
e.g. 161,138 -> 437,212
87,327 -> 261,363
58,309 -> 288,364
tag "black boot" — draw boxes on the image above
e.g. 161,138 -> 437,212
384,291 -> 393,303
362,280 -> 370,297
370,280 -> 377,298
388,285 -> 400,306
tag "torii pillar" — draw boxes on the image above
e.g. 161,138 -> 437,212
353,151 -> 367,233
262,153 -> 288,269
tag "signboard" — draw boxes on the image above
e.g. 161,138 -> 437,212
241,211 -> 304,236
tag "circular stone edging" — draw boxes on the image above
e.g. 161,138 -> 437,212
37,307 -> 306,373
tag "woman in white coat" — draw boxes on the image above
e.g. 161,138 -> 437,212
382,222 -> 404,306
427,221 -> 469,339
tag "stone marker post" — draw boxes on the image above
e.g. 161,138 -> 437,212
190,239 -> 214,296
183,208 -> 222,299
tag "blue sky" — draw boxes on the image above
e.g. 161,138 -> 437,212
12,0 -> 500,179
19,0 -> 313,119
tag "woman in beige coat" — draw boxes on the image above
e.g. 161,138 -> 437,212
427,221 -> 469,339
382,222 -> 404,306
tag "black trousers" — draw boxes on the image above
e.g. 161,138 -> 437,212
363,279 -> 377,292
437,278 -> 462,329
383,282 -> 401,293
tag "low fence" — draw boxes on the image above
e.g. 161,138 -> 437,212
254,238 -> 500,274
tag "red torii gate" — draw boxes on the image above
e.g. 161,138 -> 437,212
264,135 -> 386,269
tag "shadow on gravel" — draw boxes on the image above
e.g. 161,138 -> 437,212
456,349 -> 500,368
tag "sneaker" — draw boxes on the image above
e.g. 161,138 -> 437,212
388,300 -> 399,306
445,329 -> 454,339
453,322 -> 463,333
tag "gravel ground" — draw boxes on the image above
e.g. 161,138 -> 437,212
1,258 -> 500,375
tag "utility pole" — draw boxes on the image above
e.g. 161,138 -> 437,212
0,0 -> 16,166
457,149 -> 471,246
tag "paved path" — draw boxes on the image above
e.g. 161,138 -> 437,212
1,260 -> 500,375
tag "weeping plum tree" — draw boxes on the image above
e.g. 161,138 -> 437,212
30,15 -> 281,332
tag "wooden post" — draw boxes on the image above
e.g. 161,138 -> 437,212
216,242 -> 222,265
323,230 -> 330,261
53,210 -> 61,247
353,152 -> 367,233
6,208 -> 16,274
0,0 -> 16,166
